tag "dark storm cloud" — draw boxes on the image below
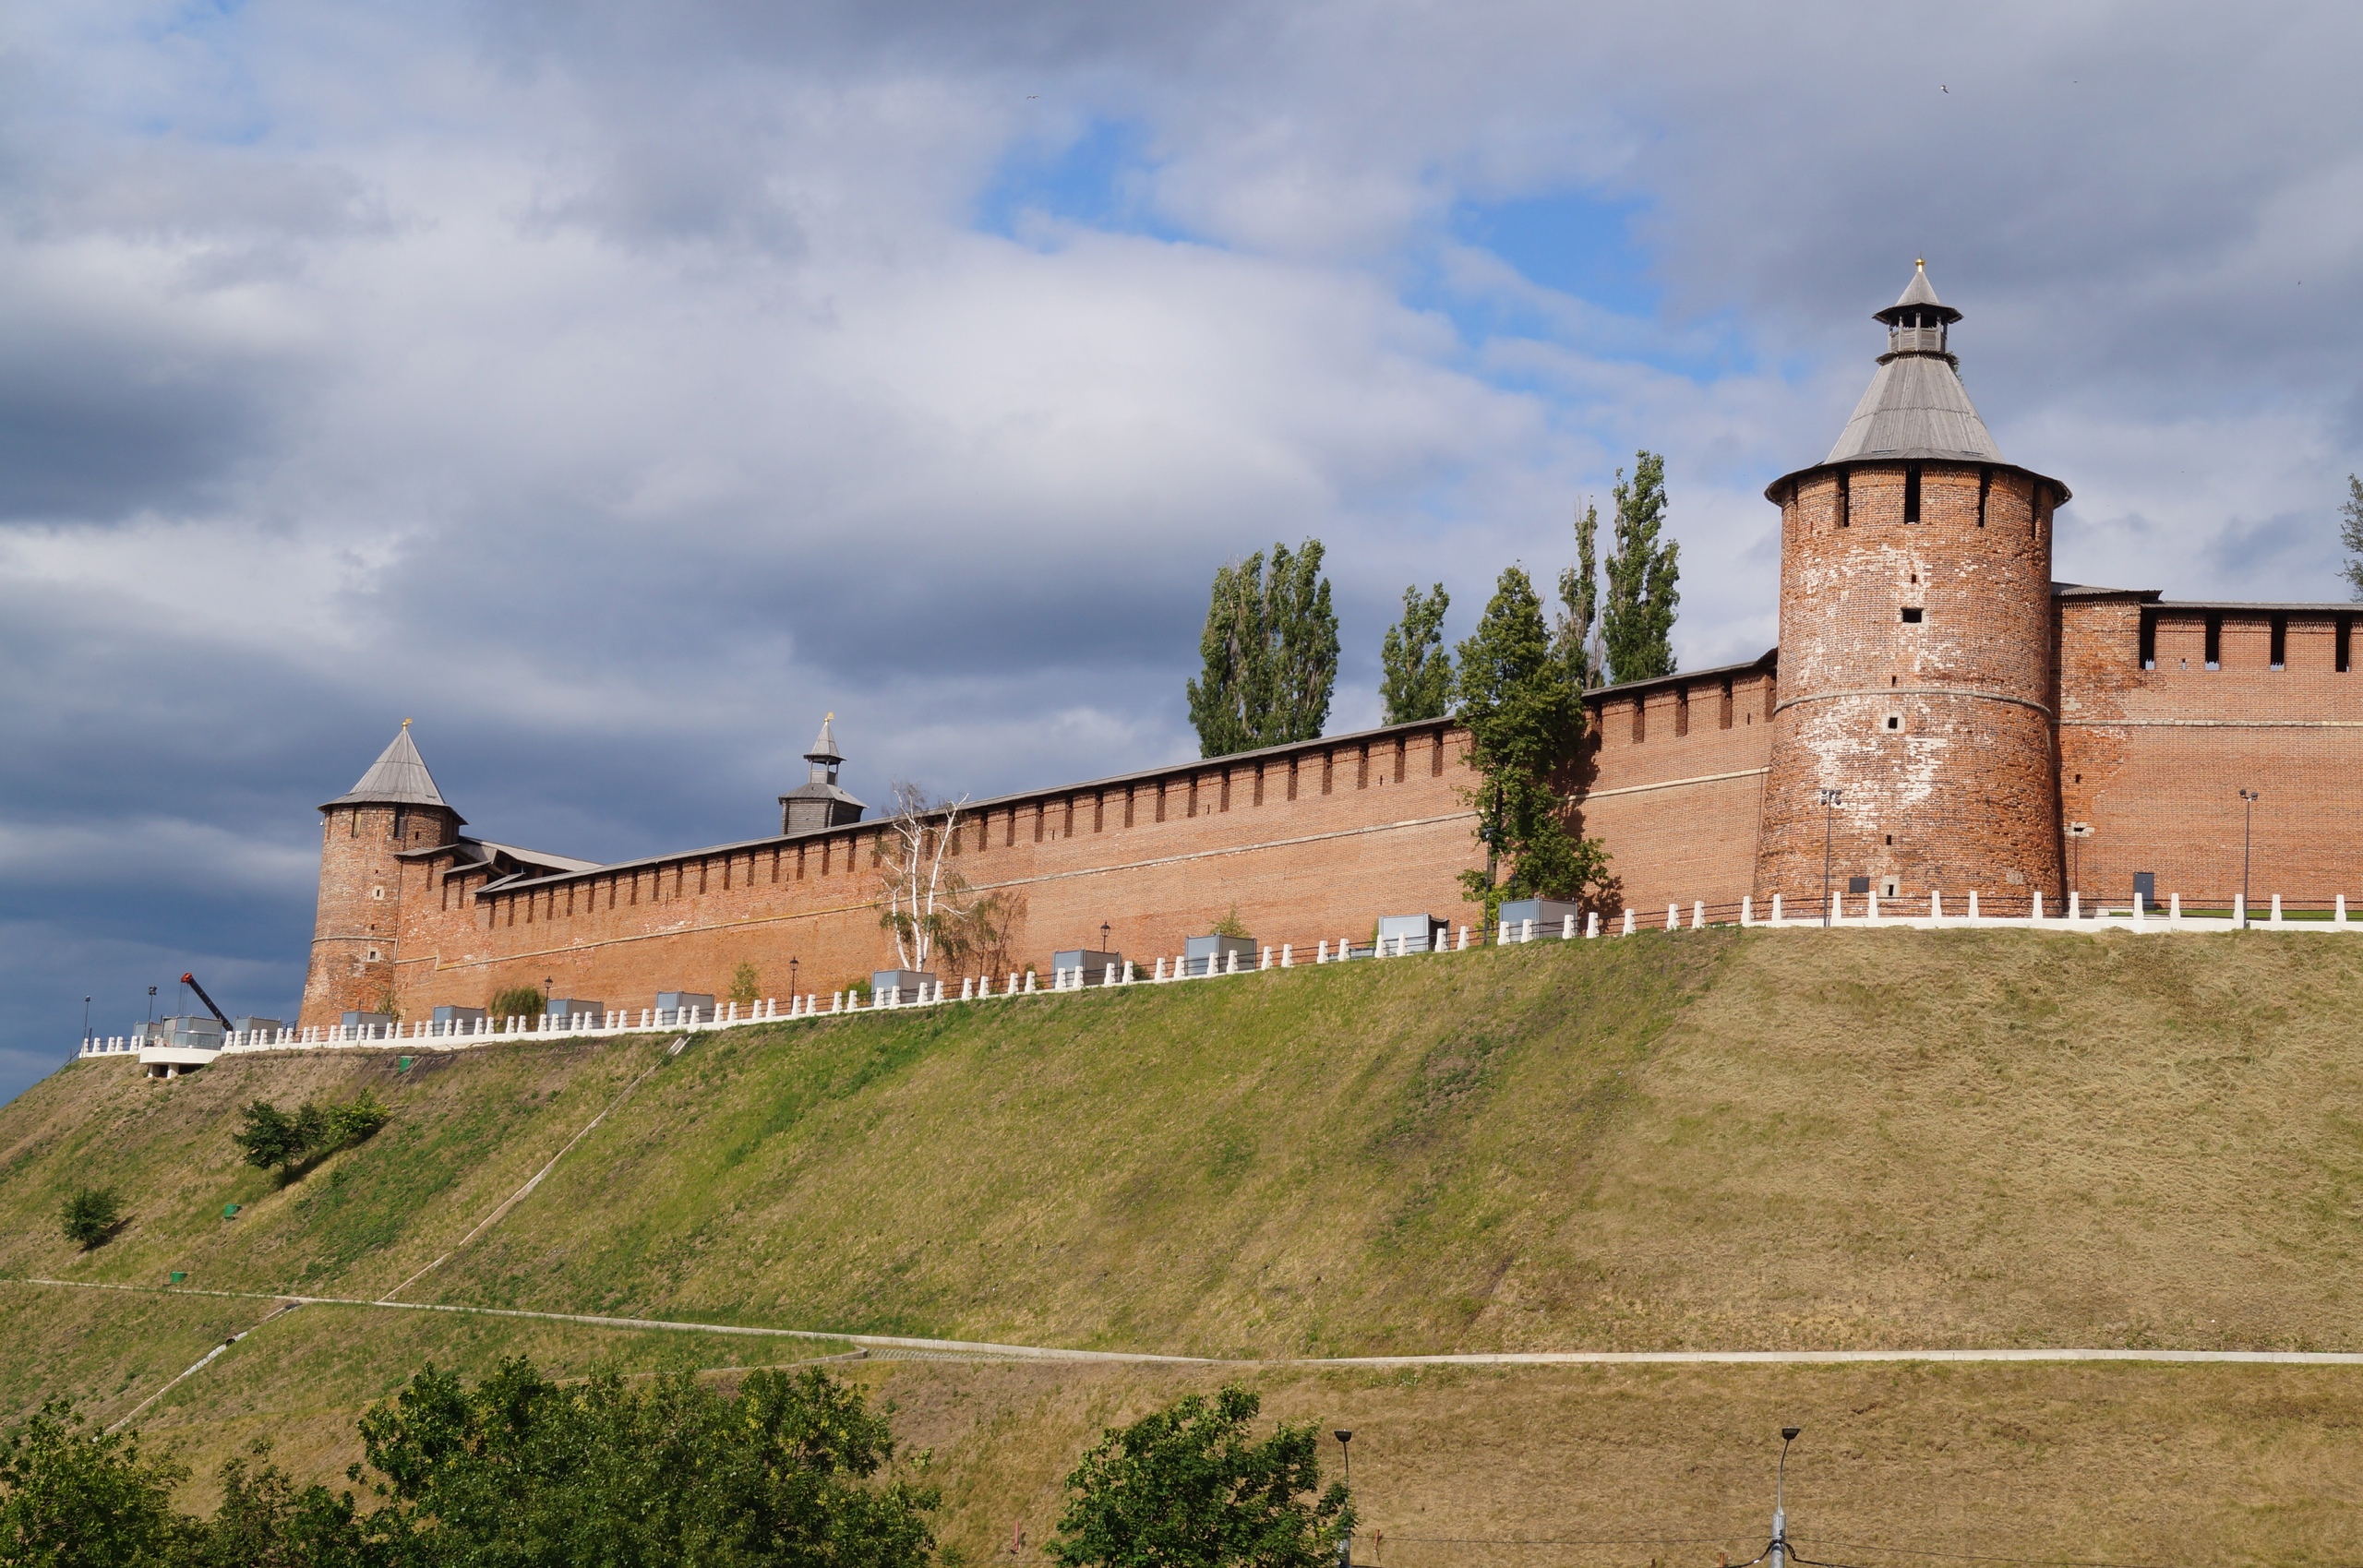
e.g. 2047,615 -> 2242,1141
2,0 -> 2359,1106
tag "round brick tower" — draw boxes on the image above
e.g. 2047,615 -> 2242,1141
297,721 -> 462,1026
1753,263 -> 2069,912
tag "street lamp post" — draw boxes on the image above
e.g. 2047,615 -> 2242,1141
790,957 -> 799,998
2239,789 -> 2260,927
1769,1427 -> 1801,1568
1100,922 -> 1111,952
1332,1430 -> 1353,1568
1817,790 -> 1843,928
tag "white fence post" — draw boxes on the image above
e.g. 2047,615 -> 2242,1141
1693,901 -> 1705,929
1586,911 -> 1600,939
1665,904 -> 1678,931
2032,889 -> 2044,922
1621,909 -> 1636,936
1457,925 -> 1469,952
2339,894 -> 2349,927
1967,890 -> 1980,922
2271,893 -> 2284,925
1741,895 -> 1753,927
1281,943 -> 1293,967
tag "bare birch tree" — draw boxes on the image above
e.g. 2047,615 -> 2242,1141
877,781 -> 972,972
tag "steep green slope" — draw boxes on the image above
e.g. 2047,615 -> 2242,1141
7,928 -> 2362,1357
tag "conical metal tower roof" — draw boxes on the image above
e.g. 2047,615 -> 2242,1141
1823,260 -> 2001,465
805,712 -> 844,764
321,721 -> 460,817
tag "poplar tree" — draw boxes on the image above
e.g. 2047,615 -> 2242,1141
2341,473 -> 2363,600
1379,583 -> 1453,723
1555,500 -> 1601,690
1185,540 -> 1338,758
1454,567 -> 1611,923
1601,452 -> 1680,685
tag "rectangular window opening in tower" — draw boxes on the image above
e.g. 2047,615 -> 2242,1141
1976,466 -> 1991,527
1903,463 -> 1923,524
2270,614 -> 2287,670
2140,613 -> 2157,671
2340,616 -> 2354,675
2205,615 -> 2223,671
1836,471 -> 1850,529
1901,607 -> 1924,624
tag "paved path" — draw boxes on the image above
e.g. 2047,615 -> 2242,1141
16,1277 -> 2363,1367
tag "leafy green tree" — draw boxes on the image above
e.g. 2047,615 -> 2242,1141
1379,583 -> 1453,723
232,1102 -> 310,1176
0,1400 -> 190,1567
178,1443 -> 374,1568
357,1358 -> 936,1568
1555,500 -> 1601,690
1048,1384 -> 1349,1568
234,1095 -> 388,1181
59,1187 -> 124,1251
1601,453 -> 1680,685
2342,473 -> 2363,600
1187,541 -> 1338,758
1455,568 -> 1612,925
728,962 -> 762,1006
325,1093 -> 390,1151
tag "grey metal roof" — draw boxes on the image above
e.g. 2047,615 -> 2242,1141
805,713 -> 843,763
321,724 -> 462,819
1585,647 -> 1780,701
779,780 -> 865,809
1824,351 -> 2004,464
1877,259 -> 1960,324
2053,583 -> 2161,600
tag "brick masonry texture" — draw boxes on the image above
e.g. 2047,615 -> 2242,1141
1757,461 -> 2067,908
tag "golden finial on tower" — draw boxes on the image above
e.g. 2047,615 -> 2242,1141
402,717 -> 412,728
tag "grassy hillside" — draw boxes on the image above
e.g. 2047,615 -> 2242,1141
8,928 -> 2363,1353
5,928 -> 2363,1556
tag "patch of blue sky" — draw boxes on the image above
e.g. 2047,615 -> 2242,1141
1426,189 -> 1759,385
125,0 -> 273,146
975,117 -> 1197,246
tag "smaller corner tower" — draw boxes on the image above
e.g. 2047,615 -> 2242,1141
1754,262 -> 2071,910
779,713 -> 867,834
298,721 -> 463,1027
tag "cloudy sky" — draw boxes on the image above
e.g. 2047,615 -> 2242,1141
5,0 -> 2359,1101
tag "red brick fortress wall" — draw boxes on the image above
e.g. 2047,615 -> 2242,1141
366,723 -> 1488,1023
2057,597 -> 2363,906
1754,461 -> 2067,910
1577,661 -> 1777,913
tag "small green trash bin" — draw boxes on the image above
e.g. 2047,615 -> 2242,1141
222,1203 -> 241,1219
168,1271 -> 186,1285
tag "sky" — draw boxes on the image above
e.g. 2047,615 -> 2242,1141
5,0 -> 2361,1104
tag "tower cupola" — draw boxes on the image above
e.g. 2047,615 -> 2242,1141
1874,258 -> 1962,362
779,712 -> 867,834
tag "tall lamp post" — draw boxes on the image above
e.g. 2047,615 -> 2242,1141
2239,789 -> 2260,927
1817,789 -> 1843,928
1100,922 -> 1111,953
1332,1430 -> 1353,1568
790,957 -> 799,999
1769,1426 -> 1801,1568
